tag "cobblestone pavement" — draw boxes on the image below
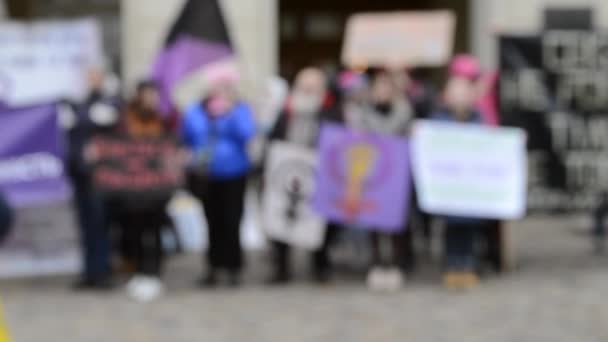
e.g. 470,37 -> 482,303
3,215 -> 608,342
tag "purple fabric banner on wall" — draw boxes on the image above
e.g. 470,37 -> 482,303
0,104 -> 70,208
313,123 -> 411,232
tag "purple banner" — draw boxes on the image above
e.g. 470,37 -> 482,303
313,123 -> 411,232
0,104 -> 70,208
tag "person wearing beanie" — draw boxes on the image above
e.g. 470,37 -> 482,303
432,54 -> 485,290
182,65 -> 256,288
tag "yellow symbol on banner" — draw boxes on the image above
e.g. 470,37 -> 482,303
340,143 -> 377,220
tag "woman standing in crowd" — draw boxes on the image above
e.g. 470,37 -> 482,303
340,69 -> 414,288
266,67 -> 342,285
114,81 -> 174,301
182,68 -> 256,288
432,55 -> 485,290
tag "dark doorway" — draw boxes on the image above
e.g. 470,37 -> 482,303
279,0 -> 470,80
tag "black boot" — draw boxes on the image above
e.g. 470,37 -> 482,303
197,269 -> 218,288
72,276 -> 115,291
266,269 -> 291,285
227,270 -> 241,288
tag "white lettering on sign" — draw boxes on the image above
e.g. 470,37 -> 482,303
0,152 -> 63,183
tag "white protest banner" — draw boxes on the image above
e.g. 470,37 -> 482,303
342,11 -> 455,68
263,142 -> 326,250
411,120 -> 527,219
0,202 -> 80,278
0,19 -> 103,107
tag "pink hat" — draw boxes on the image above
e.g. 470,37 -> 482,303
449,54 -> 481,81
337,70 -> 368,94
205,62 -> 240,86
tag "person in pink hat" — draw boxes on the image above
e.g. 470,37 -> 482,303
181,65 -> 257,288
431,54 -> 486,290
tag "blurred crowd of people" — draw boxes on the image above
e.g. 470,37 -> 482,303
2,53 -> 505,302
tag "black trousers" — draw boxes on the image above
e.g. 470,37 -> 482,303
594,198 -> 608,240
370,228 -> 413,271
444,222 -> 478,271
271,223 -> 338,277
72,179 -> 111,281
481,220 -> 503,272
192,175 -> 247,272
120,205 -> 166,276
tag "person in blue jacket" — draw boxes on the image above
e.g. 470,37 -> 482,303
182,68 -> 256,287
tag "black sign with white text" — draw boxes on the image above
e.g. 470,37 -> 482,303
500,31 -> 608,211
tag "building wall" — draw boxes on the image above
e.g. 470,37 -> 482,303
471,0 -> 608,67
121,0 -> 277,99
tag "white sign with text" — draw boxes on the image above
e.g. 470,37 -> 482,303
411,120 -> 527,219
0,19 -> 102,106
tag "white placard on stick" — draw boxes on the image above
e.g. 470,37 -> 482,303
0,19 -> 103,107
342,11 -> 455,68
263,142 -> 326,250
411,120 -> 527,219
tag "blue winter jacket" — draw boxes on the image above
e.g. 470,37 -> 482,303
181,101 -> 256,179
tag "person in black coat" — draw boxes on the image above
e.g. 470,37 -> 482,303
59,67 -> 121,290
266,67 -> 342,284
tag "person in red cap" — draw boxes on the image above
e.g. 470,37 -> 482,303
432,54 -> 486,290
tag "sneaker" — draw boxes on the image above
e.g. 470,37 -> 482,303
383,267 -> 405,292
443,271 -> 479,291
72,277 -> 115,291
312,270 -> 331,285
126,275 -> 145,294
265,272 -> 291,286
197,271 -> 218,288
367,267 -> 404,292
227,272 -> 241,288
127,276 -> 164,302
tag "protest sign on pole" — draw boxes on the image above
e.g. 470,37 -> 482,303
263,142 -> 326,250
0,19 -> 102,107
342,11 -> 455,68
411,120 -> 527,219
313,124 -> 410,231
